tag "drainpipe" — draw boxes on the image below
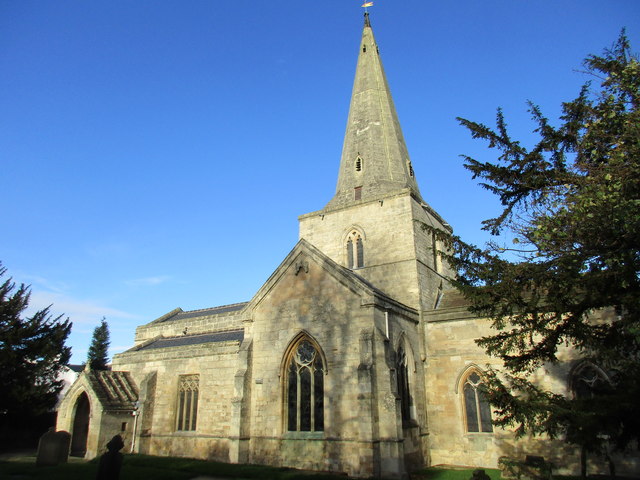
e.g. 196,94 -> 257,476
130,401 -> 140,454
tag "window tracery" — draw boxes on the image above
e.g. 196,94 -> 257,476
286,339 -> 324,432
572,362 -> 610,399
176,374 -> 199,431
462,370 -> 493,433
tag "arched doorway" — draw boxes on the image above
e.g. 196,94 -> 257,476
70,392 -> 90,457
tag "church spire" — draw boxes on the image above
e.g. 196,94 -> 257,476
325,13 -> 423,211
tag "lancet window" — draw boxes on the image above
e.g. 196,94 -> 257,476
346,231 -> 364,269
462,370 -> 493,433
396,346 -> 412,424
176,374 -> 199,431
432,231 -> 442,273
286,339 -> 324,432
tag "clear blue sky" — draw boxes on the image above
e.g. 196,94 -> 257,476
1,1 -> 638,363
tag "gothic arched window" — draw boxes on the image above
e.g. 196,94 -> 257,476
572,363 -> 610,400
346,231 -> 364,269
462,370 -> 493,433
396,346 -> 412,424
286,339 -> 324,432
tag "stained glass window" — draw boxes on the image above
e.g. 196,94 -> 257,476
572,363 -> 609,399
463,371 -> 493,433
286,340 -> 324,432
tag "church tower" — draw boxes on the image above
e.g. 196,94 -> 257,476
299,13 -> 453,314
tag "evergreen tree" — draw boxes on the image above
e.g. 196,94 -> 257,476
0,263 -> 72,422
87,317 -> 110,370
433,33 -> 639,476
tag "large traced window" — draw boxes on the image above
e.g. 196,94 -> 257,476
346,231 -> 364,269
176,374 -> 199,431
286,339 -> 324,432
572,362 -> 609,399
462,370 -> 493,433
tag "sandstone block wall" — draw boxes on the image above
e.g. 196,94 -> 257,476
134,310 -> 248,345
112,340 -> 241,462
423,308 -> 640,476
242,251 -> 423,477
301,192 -> 431,310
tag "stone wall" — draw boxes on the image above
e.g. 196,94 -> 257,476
112,340 -> 241,462
134,310 -> 248,345
423,306 -> 640,476
56,378 -> 104,459
300,191 -> 452,315
301,193 -> 409,305
242,249 -> 422,477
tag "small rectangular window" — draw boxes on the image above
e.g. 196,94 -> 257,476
354,186 -> 362,200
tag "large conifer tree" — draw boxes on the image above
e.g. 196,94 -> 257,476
435,33 -> 639,475
87,317 -> 110,370
0,263 -> 72,423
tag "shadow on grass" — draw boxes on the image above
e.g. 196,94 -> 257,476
411,467 -> 501,480
0,453 -> 354,480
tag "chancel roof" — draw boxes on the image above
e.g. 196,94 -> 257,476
134,330 -> 244,351
151,302 -> 248,324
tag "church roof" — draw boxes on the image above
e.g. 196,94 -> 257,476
134,329 -> 244,351
424,289 -> 476,323
86,370 -> 138,412
436,289 -> 470,310
150,302 -> 248,324
325,13 -> 423,211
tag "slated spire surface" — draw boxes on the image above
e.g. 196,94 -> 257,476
325,14 -> 423,210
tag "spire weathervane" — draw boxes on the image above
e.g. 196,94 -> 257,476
361,2 -> 373,14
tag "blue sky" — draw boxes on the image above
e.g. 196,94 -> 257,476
1,1 -> 638,363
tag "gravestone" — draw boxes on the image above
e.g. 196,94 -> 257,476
54,430 -> 71,463
470,469 -> 491,480
36,428 -> 71,467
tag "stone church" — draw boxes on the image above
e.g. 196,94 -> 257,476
56,14 -> 639,478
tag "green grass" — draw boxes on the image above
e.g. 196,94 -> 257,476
414,467 -> 502,480
0,453 -> 507,480
0,453 -> 349,480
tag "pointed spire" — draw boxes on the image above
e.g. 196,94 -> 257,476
325,14 -> 423,211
